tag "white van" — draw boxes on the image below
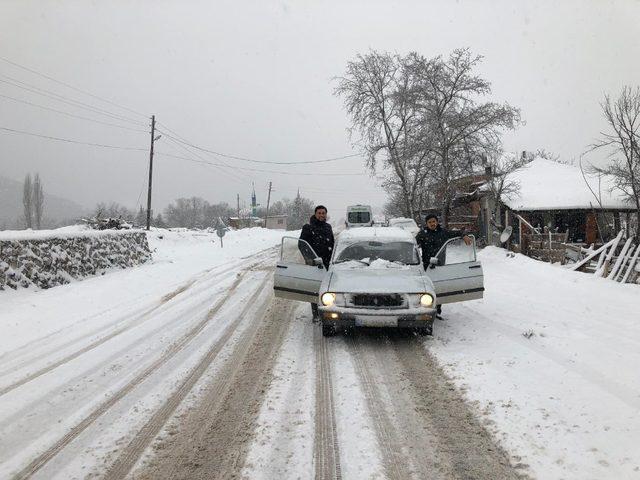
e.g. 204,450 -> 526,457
345,205 -> 373,228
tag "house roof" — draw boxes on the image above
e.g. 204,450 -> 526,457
501,158 -> 633,211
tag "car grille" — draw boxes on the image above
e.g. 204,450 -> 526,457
350,294 -> 405,309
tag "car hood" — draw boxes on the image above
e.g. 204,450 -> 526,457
327,265 -> 432,294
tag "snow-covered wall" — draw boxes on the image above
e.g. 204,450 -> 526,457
0,230 -> 151,290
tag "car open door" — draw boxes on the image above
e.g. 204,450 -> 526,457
273,236 -> 326,303
424,236 -> 484,305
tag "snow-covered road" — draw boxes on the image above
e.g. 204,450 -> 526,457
1,229 -> 639,479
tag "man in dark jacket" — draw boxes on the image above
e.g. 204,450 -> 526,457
416,213 -> 471,318
299,205 -> 334,269
299,205 -> 334,320
415,213 -> 471,267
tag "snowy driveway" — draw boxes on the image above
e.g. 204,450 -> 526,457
0,231 -> 638,479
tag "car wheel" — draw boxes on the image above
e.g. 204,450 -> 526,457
322,323 -> 336,337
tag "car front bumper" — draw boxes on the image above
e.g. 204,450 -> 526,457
319,306 -> 435,329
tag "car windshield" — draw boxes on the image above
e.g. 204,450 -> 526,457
348,211 -> 371,224
334,240 -> 419,265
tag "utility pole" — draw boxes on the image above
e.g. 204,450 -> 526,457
236,193 -> 240,219
146,115 -> 156,230
264,181 -> 272,228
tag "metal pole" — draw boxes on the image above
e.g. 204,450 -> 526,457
146,115 -> 156,230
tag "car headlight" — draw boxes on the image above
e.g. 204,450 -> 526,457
420,293 -> 434,307
321,292 -> 336,306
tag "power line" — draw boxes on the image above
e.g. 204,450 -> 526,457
0,55 -> 148,119
161,134 -> 248,184
0,126 -> 147,150
158,124 -> 243,178
0,75 -> 147,127
0,93 -> 148,133
154,150 -> 363,176
155,123 -> 363,165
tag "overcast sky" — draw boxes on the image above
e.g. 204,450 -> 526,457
1,0 -> 639,222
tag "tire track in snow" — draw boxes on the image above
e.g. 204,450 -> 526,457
313,326 -> 342,480
0,248 -> 277,373
391,333 -> 527,479
0,254 -> 275,398
0,260 -> 241,376
132,295 -> 295,480
102,274 -> 274,480
345,334 -> 413,480
10,267 -> 255,480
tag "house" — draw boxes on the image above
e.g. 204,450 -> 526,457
228,216 -> 263,229
419,168 -> 492,237
499,158 -> 635,246
420,157 -> 635,248
265,215 -> 287,230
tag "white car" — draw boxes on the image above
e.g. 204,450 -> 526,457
388,217 -> 420,236
273,227 -> 484,336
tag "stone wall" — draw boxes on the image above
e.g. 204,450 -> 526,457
0,231 -> 151,290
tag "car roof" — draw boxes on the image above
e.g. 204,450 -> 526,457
338,227 -> 415,243
389,217 -> 417,224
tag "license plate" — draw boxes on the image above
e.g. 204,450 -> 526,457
355,316 -> 398,327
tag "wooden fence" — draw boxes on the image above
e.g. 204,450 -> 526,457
521,228 -> 569,264
570,231 -> 640,284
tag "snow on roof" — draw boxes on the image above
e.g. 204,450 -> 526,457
338,227 -> 415,243
388,217 -> 418,225
0,225 -> 143,241
503,158 -> 632,211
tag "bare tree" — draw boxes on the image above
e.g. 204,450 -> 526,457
288,191 -> 315,230
590,86 -> 640,238
335,49 -> 519,226
164,197 -> 204,228
93,202 -> 134,221
22,174 -> 33,229
413,49 -> 521,227
32,173 -> 44,229
483,152 -> 528,229
334,51 -> 433,219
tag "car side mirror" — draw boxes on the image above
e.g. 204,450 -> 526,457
429,257 -> 439,269
313,257 -> 324,269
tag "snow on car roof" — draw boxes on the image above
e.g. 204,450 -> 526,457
502,158 -> 632,211
338,227 -> 415,243
388,217 -> 416,224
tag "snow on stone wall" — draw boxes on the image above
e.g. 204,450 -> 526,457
0,231 -> 151,290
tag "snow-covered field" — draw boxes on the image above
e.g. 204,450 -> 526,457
431,247 -> 640,479
1,228 -> 639,479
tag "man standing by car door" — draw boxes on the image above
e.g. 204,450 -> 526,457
416,213 -> 471,318
299,205 -> 334,319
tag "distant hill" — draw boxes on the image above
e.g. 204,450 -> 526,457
0,176 -> 86,229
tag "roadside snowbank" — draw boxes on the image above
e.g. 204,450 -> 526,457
429,247 -> 640,479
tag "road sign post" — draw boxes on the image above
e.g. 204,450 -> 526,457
216,227 -> 226,247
